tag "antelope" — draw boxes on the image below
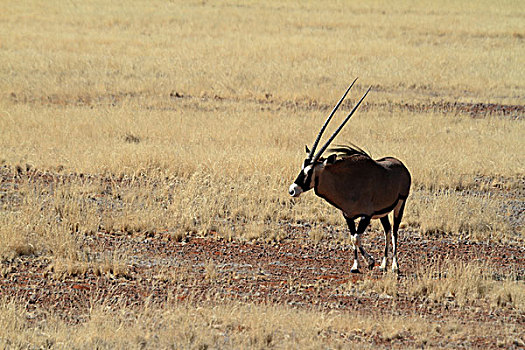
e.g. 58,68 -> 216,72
288,79 -> 411,273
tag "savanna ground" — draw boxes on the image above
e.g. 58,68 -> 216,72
0,0 -> 524,348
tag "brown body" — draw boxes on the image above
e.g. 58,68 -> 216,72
314,155 -> 411,220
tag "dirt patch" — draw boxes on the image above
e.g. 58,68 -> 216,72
2,227 -> 524,328
8,89 -> 524,119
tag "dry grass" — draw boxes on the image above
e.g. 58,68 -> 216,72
1,103 -> 521,264
353,260 -> 524,311
409,189 -> 517,242
0,0 -> 523,347
1,1 -> 523,104
1,297 -> 523,349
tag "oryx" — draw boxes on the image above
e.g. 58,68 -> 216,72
288,79 -> 411,273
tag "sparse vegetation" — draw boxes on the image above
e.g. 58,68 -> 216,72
1,298 -> 523,350
0,0 -> 523,348
353,261 -> 524,310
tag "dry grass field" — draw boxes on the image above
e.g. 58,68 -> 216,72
1,0 -> 524,348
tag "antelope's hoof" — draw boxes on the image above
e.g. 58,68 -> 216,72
350,268 -> 361,274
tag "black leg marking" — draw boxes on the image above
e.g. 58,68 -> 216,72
393,203 -> 405,238
392,200 -> 406,273
356,216 -> 370,234
345,215 -> 356,235
380,216 -> 391,234
357,216 -> 374,269
345,215 -> 361,273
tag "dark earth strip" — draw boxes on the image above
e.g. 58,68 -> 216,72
7,90 -> 525,119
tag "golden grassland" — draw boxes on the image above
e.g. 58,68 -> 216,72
2,0 -> 524,104
1,0 -> 524,348
1,294 -> 523,350
1,103 -> 522,263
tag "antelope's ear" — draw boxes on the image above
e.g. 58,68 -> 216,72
324,154 -> 337,165
305,145 -> 310,154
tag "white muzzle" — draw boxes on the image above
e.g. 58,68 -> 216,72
289,183 -> 303,197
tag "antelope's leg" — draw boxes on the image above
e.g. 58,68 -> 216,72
345,216 -> 360,273
392,200 -> 406,273
350,238 -> 359,273
379,216 -> 392,271
356,216 -> 375,269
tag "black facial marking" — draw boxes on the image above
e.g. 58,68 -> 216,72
302,159 -> 310,168
293,160 -> 315,192
293,171 -> 306,188
303,167 -> 314,191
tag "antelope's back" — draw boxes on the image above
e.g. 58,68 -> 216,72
375,157 -> 411,198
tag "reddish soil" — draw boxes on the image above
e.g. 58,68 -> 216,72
2,228 -> 524,339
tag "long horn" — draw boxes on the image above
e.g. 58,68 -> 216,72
312,86 -> 371,163
307,78 -> 358,160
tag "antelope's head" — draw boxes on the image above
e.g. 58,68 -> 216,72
289,79 -> 370,197
288,149 -> 337,197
